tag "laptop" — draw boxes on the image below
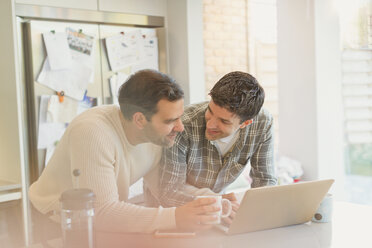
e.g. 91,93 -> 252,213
217,179 -> 334,235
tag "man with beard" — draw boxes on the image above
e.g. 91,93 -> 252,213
29,70 -> 220,233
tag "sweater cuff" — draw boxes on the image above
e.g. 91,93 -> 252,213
156,206 -> 177,230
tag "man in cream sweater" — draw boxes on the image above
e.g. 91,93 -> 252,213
29,70 -> 219,233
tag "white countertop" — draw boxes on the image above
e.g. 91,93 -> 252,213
96,201 -> 372,248
30,201 -> 372,248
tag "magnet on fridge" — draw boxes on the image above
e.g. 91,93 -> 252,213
57,91 -> 65,103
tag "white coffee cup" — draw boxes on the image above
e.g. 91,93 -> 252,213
195,195 -> 232,224
312,193 -> 333,223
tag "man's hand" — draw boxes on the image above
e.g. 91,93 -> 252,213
222,193 -> 240,225
175,197 -> 220,231
222,192 -> 238,202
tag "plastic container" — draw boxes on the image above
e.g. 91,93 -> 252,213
60,188 -> 95,248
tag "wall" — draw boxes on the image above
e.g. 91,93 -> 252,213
167,0 -> 206,105
277,0 -> 344,197
203,0 -> 280,150
186,0 -> 206,104
277,0 -> 318,179
0,1 -> 23,184
0,0 -> 28,244
314,0 -> 345,196
203,0 -> 248,94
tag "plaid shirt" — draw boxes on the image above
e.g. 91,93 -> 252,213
159,102 -> 277,207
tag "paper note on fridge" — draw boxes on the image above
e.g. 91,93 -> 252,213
109,72 -> 129,105
37,57 -> 91,101
37,95 -> 67,149
131,36 -> 158,73
105,30 -> 143,71
47,95 -> 78,123
37,122 -> 66,149
43,32 -> 72,70
66,27 -> 96,83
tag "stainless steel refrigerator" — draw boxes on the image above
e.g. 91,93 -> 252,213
15,4 -> 168,185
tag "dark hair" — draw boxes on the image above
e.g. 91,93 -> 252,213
209,71 -> 265,122
118,69 -> 184,121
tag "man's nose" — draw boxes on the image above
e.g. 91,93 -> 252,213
174,119 -> 184,132
206,117 -> 217,129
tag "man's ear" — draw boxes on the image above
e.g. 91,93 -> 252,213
239,119 -> 253,129
132,112 -> 148,129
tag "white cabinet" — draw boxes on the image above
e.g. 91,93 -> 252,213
15,0 -> 97,10
98,0 -> 167,17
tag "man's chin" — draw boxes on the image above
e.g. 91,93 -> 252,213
205,132 -> 218,141
165,141 -> 175,147
160,137 -> 176,147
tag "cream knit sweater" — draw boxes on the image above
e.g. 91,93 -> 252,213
29,105 -> 176,233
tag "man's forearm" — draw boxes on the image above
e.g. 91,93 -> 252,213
183,183 -> 217,196
159,183 -> 217,207
159,186 -> 195,207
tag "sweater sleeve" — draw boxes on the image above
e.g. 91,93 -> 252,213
68,121 -> 176,233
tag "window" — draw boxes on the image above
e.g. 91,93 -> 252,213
339,0 -> 372,205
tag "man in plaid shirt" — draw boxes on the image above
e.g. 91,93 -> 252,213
148,71 -> 277,212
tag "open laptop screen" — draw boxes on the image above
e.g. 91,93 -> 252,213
219,179 -> 334,235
